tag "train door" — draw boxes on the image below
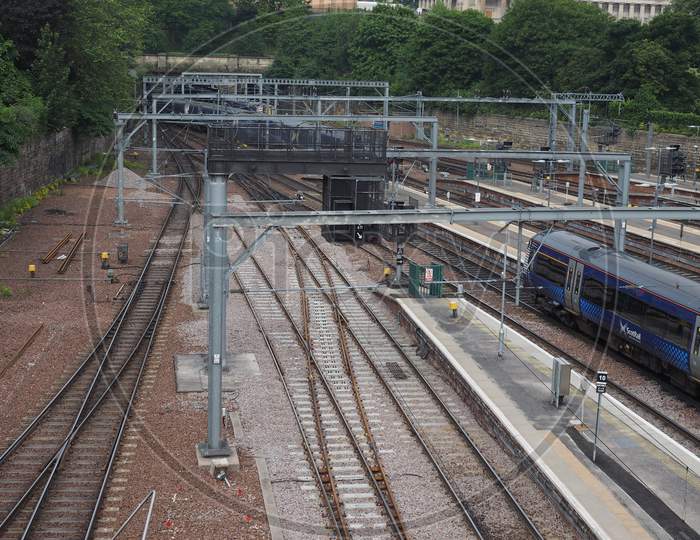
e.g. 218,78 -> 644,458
564,259 -> 584,314
691,317 -> 700,377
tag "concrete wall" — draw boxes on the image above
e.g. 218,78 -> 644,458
137,53 -> 273,74
432,110 -> 697,174
0,129 -> 110,206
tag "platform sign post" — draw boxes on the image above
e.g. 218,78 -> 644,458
593,371 -> 607,463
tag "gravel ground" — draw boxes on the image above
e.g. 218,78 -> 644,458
315,234 -> 578,539
0,161 -> 169,447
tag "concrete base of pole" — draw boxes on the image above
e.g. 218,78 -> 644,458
196,442 -> 237,470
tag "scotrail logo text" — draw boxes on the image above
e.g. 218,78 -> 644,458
619,320 -> 642,342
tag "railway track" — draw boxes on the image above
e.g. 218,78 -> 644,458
0,130 -> 197,539
400,173 -> 700,281
266,173 -> 700,452
234,175 -> 570,538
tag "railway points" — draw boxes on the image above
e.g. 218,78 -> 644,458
2,72 -> 700,539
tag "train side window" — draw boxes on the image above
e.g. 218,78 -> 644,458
574,270 -> 582,295
645,306 -> 668,338
582,278 -> 604,306
619,292 -> 645,324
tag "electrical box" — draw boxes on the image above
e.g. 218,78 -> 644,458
117,243 -> 128,264
551,357 -> 571,408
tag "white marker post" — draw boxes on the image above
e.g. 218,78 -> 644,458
593,371 -> 608,462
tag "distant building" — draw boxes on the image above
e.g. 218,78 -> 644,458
579,0 -> 670,22
416,0 -> 669,22
309,0 -> 357,10
416,0 -> 510,20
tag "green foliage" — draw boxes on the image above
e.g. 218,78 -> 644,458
0,285 -> 12,298
348,5 -> 416,85
145,0 -> 236,53
400,5 -> 494,95
267,10 -> 361,79
31,26 -> 77,131
481,0 -> 611,95
0,178 -> 67,226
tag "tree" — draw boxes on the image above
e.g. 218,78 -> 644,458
61,0 -> 150,133
145,0 -> 235,53
0,0 -> 68,68
400,5 -> 494,95
348,5 -> 416,86
31,26 -> 76,131
481,0 -> 611,96
0,37 -> 44,163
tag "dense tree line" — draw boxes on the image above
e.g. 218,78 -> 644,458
0,0 -> 149,163
0,0 -> 697,163
221,0 -> 700,130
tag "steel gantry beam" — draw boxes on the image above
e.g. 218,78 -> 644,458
551,92 -> 624,103
209,206 -> 699,228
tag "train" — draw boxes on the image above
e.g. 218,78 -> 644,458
527,230 -> 700,395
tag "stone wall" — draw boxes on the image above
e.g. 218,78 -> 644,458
432,110 -> 697,174
137,53 -> 273,74
0,129 -> 111,206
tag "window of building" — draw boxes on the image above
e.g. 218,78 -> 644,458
645,4 -> 651,13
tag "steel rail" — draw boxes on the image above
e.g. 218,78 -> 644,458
232,270 -> 345,538
0,130 -> 196,537
293,226 -> 544,540
232,223 -> 406,538
56,231 -> 85,274
368,227 -> 700,451
41,233 -> 72,264
242,175 -> 544,536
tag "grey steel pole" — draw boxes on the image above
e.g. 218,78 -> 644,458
199,174 -> 231,457
515,221 -> 523,306
198,174 -> 211,307
498,241 -> 507,359
114,122 -> 127,226
383,86 -> 390,131
645,122 -> 654,178
548,103 -> 558,150
593,392 -> 602,463
428,121 -> 438,207
614,160 -> 631,252
150,100 -> 158,177
416,92 -> 423,140
567,103 -> 576,172
578,109 -> 590,206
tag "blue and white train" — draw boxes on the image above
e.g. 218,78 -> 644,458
527,230 -> 700,395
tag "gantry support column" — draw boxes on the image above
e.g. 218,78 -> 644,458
577,109 -> 590,206
114,121 -> 128,226
198,174 -> 211,308
199,174 -> 232,457
150,100 -> 158,177
566,103 -> 576,172
548,103 -> 558,150
428,122 -> 438,207
614,160 -> 631,252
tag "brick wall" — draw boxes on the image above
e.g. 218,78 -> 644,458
432,111 -> 697,174
0,129 -> 111,206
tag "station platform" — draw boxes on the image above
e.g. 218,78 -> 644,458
392,295 -> 700,540
453,175 -> 700,254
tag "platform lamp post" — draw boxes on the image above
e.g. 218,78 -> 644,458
198,173 -> 232,458
497,224 -> 509,359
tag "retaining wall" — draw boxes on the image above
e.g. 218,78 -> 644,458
0,129 -> 111,206
137,53 -> 273,74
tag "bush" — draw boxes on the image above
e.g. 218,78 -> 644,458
0,285 -> 12,298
